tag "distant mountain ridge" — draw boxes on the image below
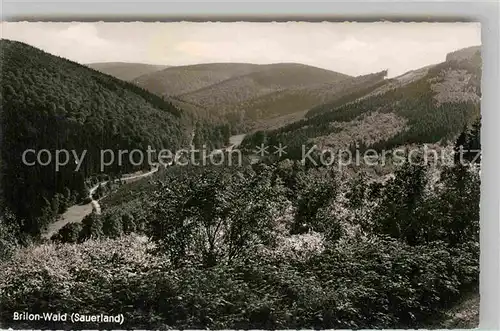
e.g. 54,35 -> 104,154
87,46 -> 481,139
176,63 -> 352,108
134,63 -> 264,96
132,62 -> 384,132
87,62 -> 170,82
90,60 -> 390,133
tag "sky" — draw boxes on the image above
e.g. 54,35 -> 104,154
2,22 -> 481,77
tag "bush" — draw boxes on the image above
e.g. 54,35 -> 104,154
121,213 -> 137,234
0,209 -> 21,261
292,167 -> 338,234
102,214 -> 123,238
0,235 -> 165,329
302,236 -> 479,328
51,222 -> 83,243
81,196 -> 92,204
78,212 -> 103,241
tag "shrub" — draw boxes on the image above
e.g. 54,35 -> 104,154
0,209 -> 21,261
102,214 -> 123,238
52,222 -> 83,243
81,196 -> 92,204
79,212 -> 104,241
302,236 -> 479,328
0,235 -> 164,329
148,166 -> 287,267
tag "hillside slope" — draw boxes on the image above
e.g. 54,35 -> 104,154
135,62 -> 387,133
1,40 -> 216,235
134,62 -> 263,96
87,62 -> 169,82
241,45 -> 481,158
232,70 -> 387,130
177,63 -> 351,109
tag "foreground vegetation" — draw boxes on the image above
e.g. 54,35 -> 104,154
0,137 -> 480,328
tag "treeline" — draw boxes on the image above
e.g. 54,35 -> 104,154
0,39 -> 227,236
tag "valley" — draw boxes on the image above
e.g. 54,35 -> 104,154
0,35 -> 482,330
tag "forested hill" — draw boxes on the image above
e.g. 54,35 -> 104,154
104,61 -> 388,134
134,63 -> 356,133
134,63 -> 264,96
241,45 -> 481,159
0,39 -> 222,235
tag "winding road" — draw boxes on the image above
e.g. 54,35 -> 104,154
42,164 -> 160,239
42,134 -> 247,240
